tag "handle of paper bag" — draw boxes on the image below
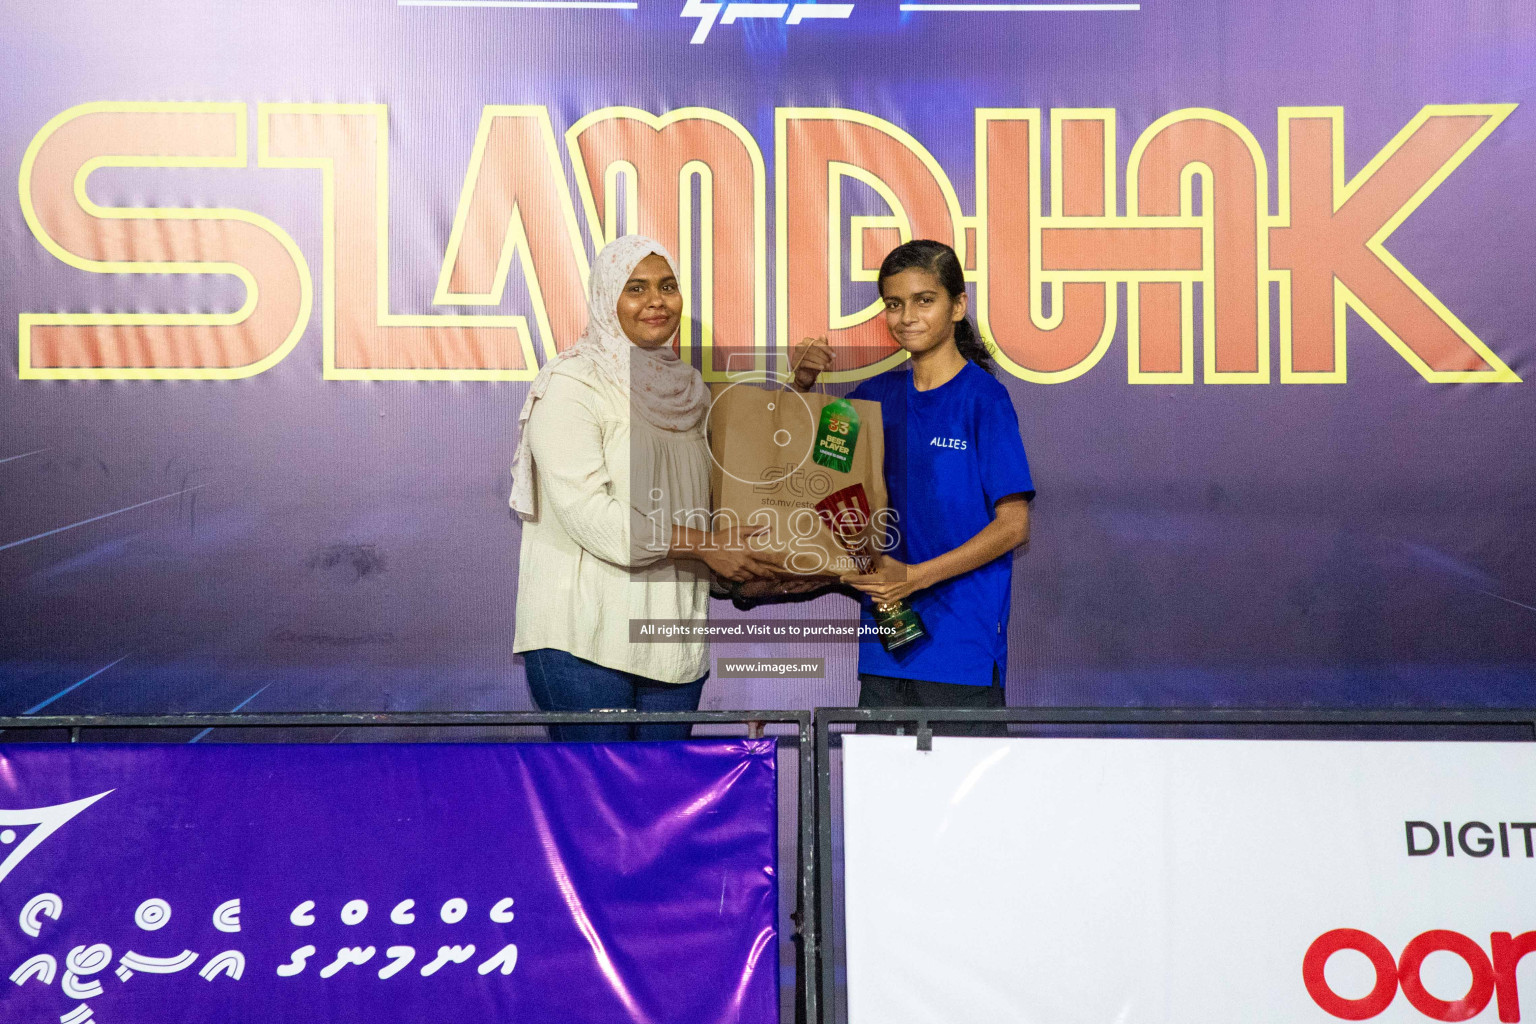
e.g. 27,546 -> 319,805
787,342 -> 830,396
720,348 -> 829,395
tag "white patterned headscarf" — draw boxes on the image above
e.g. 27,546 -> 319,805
509,235 -> 708,520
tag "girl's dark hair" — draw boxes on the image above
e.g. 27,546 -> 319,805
876,239 -> 994,373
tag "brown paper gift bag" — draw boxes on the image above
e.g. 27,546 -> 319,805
706,381 -> 888,579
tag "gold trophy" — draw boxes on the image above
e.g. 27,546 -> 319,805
815,484 -> 927,653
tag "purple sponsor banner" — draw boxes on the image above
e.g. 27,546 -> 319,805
0,740 -> 779,1024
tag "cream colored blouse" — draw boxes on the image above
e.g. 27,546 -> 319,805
512,354 -> 710,684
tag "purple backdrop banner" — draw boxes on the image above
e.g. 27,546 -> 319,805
0,740 -> 779,1024
2,1 -> 1535,711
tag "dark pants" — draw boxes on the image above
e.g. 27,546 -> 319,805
522,648 -> 706,742
857,666 -> 1008,736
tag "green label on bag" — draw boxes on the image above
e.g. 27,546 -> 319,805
813,399 -> 860,473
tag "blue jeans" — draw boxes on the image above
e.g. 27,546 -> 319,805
522,648 -> 706,742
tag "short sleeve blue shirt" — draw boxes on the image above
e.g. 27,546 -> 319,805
848,361 -> 1035,686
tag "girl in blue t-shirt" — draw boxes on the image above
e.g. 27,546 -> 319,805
793,240 -> 1035,725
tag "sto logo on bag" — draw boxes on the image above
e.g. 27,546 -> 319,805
1305,928 -> 1536,1022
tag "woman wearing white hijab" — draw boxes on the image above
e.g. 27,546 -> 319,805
511,235 -> 777,741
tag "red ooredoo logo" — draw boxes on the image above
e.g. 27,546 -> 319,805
1305,929 -> 1536,1022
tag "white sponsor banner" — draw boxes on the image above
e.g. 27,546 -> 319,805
843,736 -> 1536,1024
